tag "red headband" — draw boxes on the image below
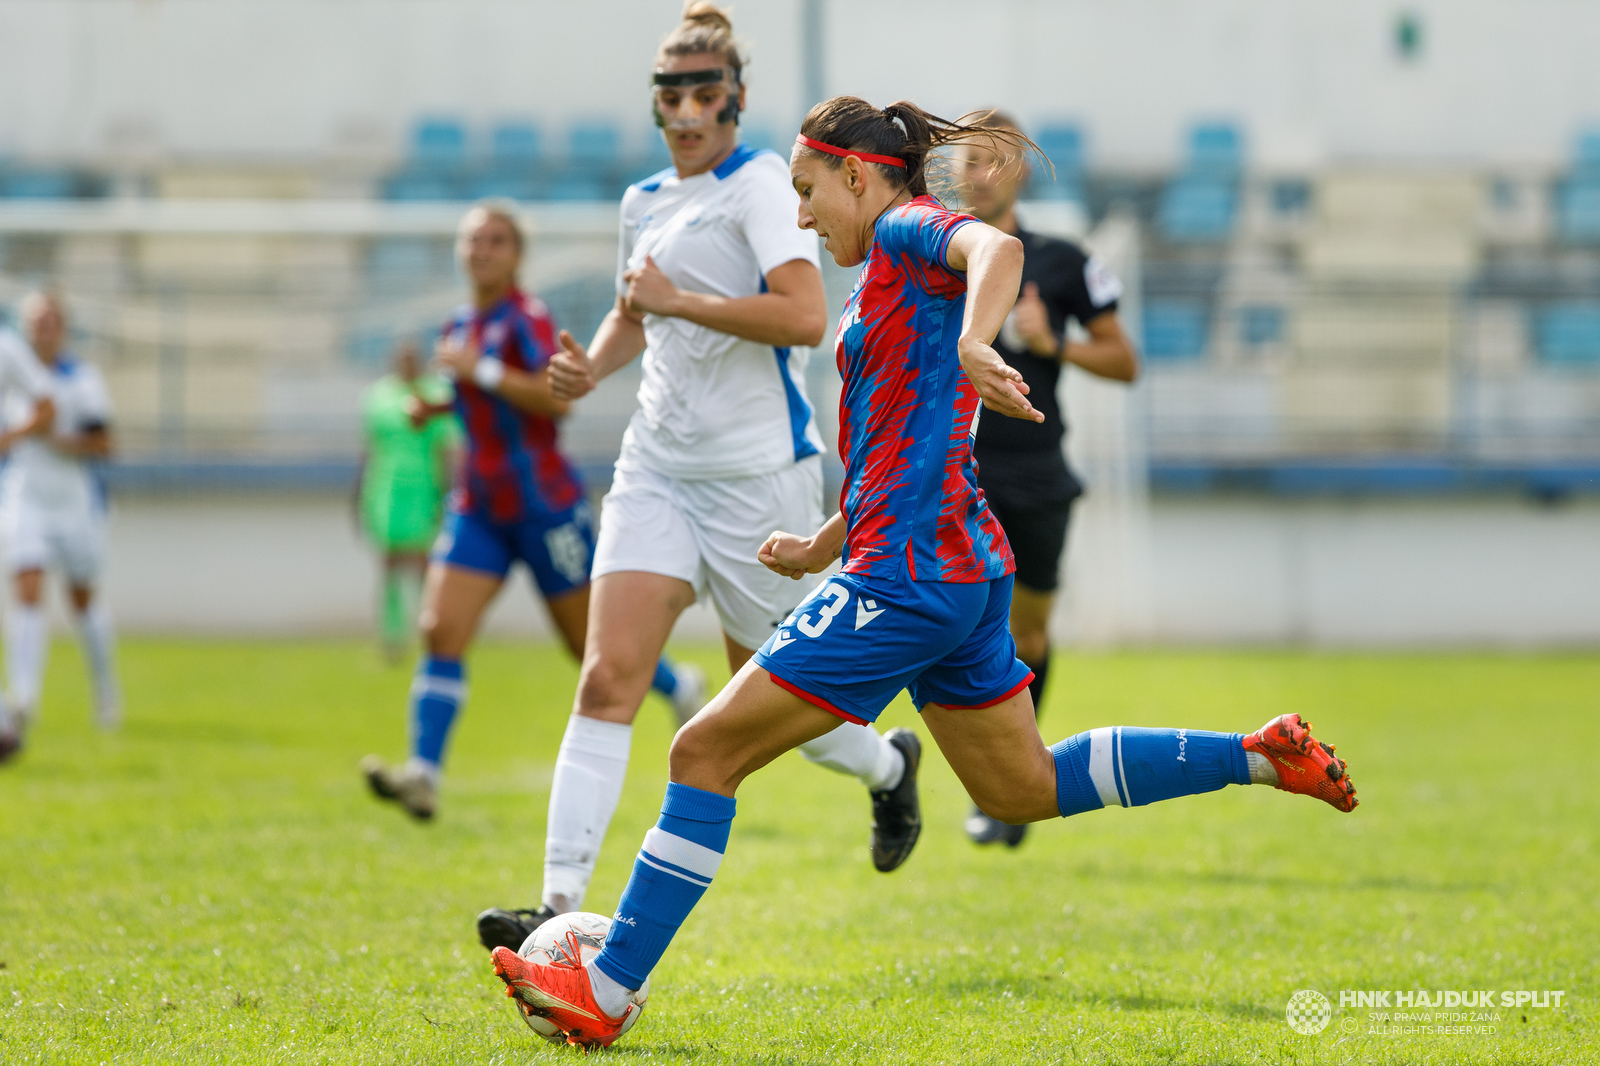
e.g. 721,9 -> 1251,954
795,134 -> 907,168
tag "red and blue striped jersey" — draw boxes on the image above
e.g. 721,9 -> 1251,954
834,196 -> 1015,583
441,290 -> 584,524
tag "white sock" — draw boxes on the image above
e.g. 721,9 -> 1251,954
586,962 -> 636,1019
75,602 -> 120,723
1246,751 -> 1279,786
542,715 -> 633,913
798,724 -> 904,792
6,604 -> 47,719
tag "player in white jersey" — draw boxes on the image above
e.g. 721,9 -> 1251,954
0,291 -> 120,748
473,3 -> 921,952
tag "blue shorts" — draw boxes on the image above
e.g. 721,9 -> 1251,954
753,568 -> 1033,725
432,500 -> 596,599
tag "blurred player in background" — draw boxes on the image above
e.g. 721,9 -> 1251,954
0,307 -> 57,763
487,98 -> 1355,1047
957,112 -> 1140,848
474,4 -> 920,954
0,290 -> 118,747
361,203 -> 702,821
355,340 -> 460,663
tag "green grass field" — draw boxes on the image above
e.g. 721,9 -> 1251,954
1,640 -> 1594,1065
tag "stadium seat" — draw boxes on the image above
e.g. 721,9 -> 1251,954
475,122 -> 544,201
1159,122 -> 1244,242
411,118 -> 468,167
491,122 -> 542,164
1143,301 -> 1209,361
1239,304 -> 1286,347
568,122 -> 620,165
1535,303 -> 1600,365
1160,178 -> 1238,241
2,170 -> 78,199
1188,123 -> 1243,179
1557,131 -> 1600,243
1029,123 -> 1085,203
383,117 -> 470,201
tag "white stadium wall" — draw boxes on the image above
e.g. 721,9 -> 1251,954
1,0 -> 1598,168
29,492 -> 1597,646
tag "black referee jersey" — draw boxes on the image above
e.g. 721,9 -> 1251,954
974,227 -> 1122,504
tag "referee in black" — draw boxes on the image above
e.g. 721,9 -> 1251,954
961,112 -> 1140,847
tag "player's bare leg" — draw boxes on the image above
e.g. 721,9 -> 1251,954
362,562 -> 501,820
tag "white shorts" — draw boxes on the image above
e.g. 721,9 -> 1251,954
1,503 -> 106,585
592,456 -> 825,651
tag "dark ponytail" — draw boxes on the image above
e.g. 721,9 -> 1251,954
798,97 -> 1044,199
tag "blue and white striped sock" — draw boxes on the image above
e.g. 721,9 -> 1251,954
408,656 -> 465,772
591,782 -> 734,995
1051,727 -> 1251,817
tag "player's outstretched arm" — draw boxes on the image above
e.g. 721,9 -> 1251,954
946,224 -> 1042,424
622,256 -> 826,348
758,511 -> 847,579
549,300 -> 649,403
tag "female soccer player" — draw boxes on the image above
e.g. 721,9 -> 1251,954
0,290 -> 119,736
356,340 -> 460,662
487,97 -> 1359,1047
958,111 -> 1140,849
360,202 -> 701,821
473,4 -> 919,955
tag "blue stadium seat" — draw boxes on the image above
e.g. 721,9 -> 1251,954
1159,122 -> 1244,241
1029,123 -> 1084,202
1188,123 -> 1243,179
1159,179 -> 1237,241
383,173 -> 461,201
1143,301 -> 1209,360
1575,129 -> 1600,177
411,118 -> 468,167
1239,304 -> 1286,347
469,173 -> 540,201
3,171 -> 77,199
1558,183 -> 1600,243
1536,303 -> 1600,365
543,175 -> 608,202
491,122 -> 542,165
568,123 -> 620,165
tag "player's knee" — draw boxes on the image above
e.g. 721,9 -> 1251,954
573,653 -> 648,715
667,717 -> 738,791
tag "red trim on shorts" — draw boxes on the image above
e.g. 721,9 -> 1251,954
768,672 -> 870,725
930,671 -> 1035,711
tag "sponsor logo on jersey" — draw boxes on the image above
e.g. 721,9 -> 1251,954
854,597 -> 885,630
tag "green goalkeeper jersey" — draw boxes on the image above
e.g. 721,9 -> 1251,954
360,373 -> 461,551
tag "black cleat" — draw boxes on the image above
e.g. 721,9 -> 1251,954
0,725 -> 22,766
477,905 -> 555,953
870,727 -> 922,872
964,805 -> 1027,848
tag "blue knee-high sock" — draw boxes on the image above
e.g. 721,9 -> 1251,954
650,658 -> 678,698
409,656 -> 464,768
1051,727 -> 1250,817
593,782 -> 734,990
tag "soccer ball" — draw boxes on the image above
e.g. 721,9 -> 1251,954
514,911 -> 650,1041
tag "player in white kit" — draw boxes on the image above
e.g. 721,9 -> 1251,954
474,4 -> 921,952
0,291 -> 120,745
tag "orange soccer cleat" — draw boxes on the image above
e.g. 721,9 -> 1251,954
1242,713 -> 1358,812
490,944 -> 634,1048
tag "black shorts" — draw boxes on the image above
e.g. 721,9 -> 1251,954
981,486 -> 1075,593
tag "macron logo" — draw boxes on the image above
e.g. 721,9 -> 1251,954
769,629 -> 796,652
855,598 -> 885,630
